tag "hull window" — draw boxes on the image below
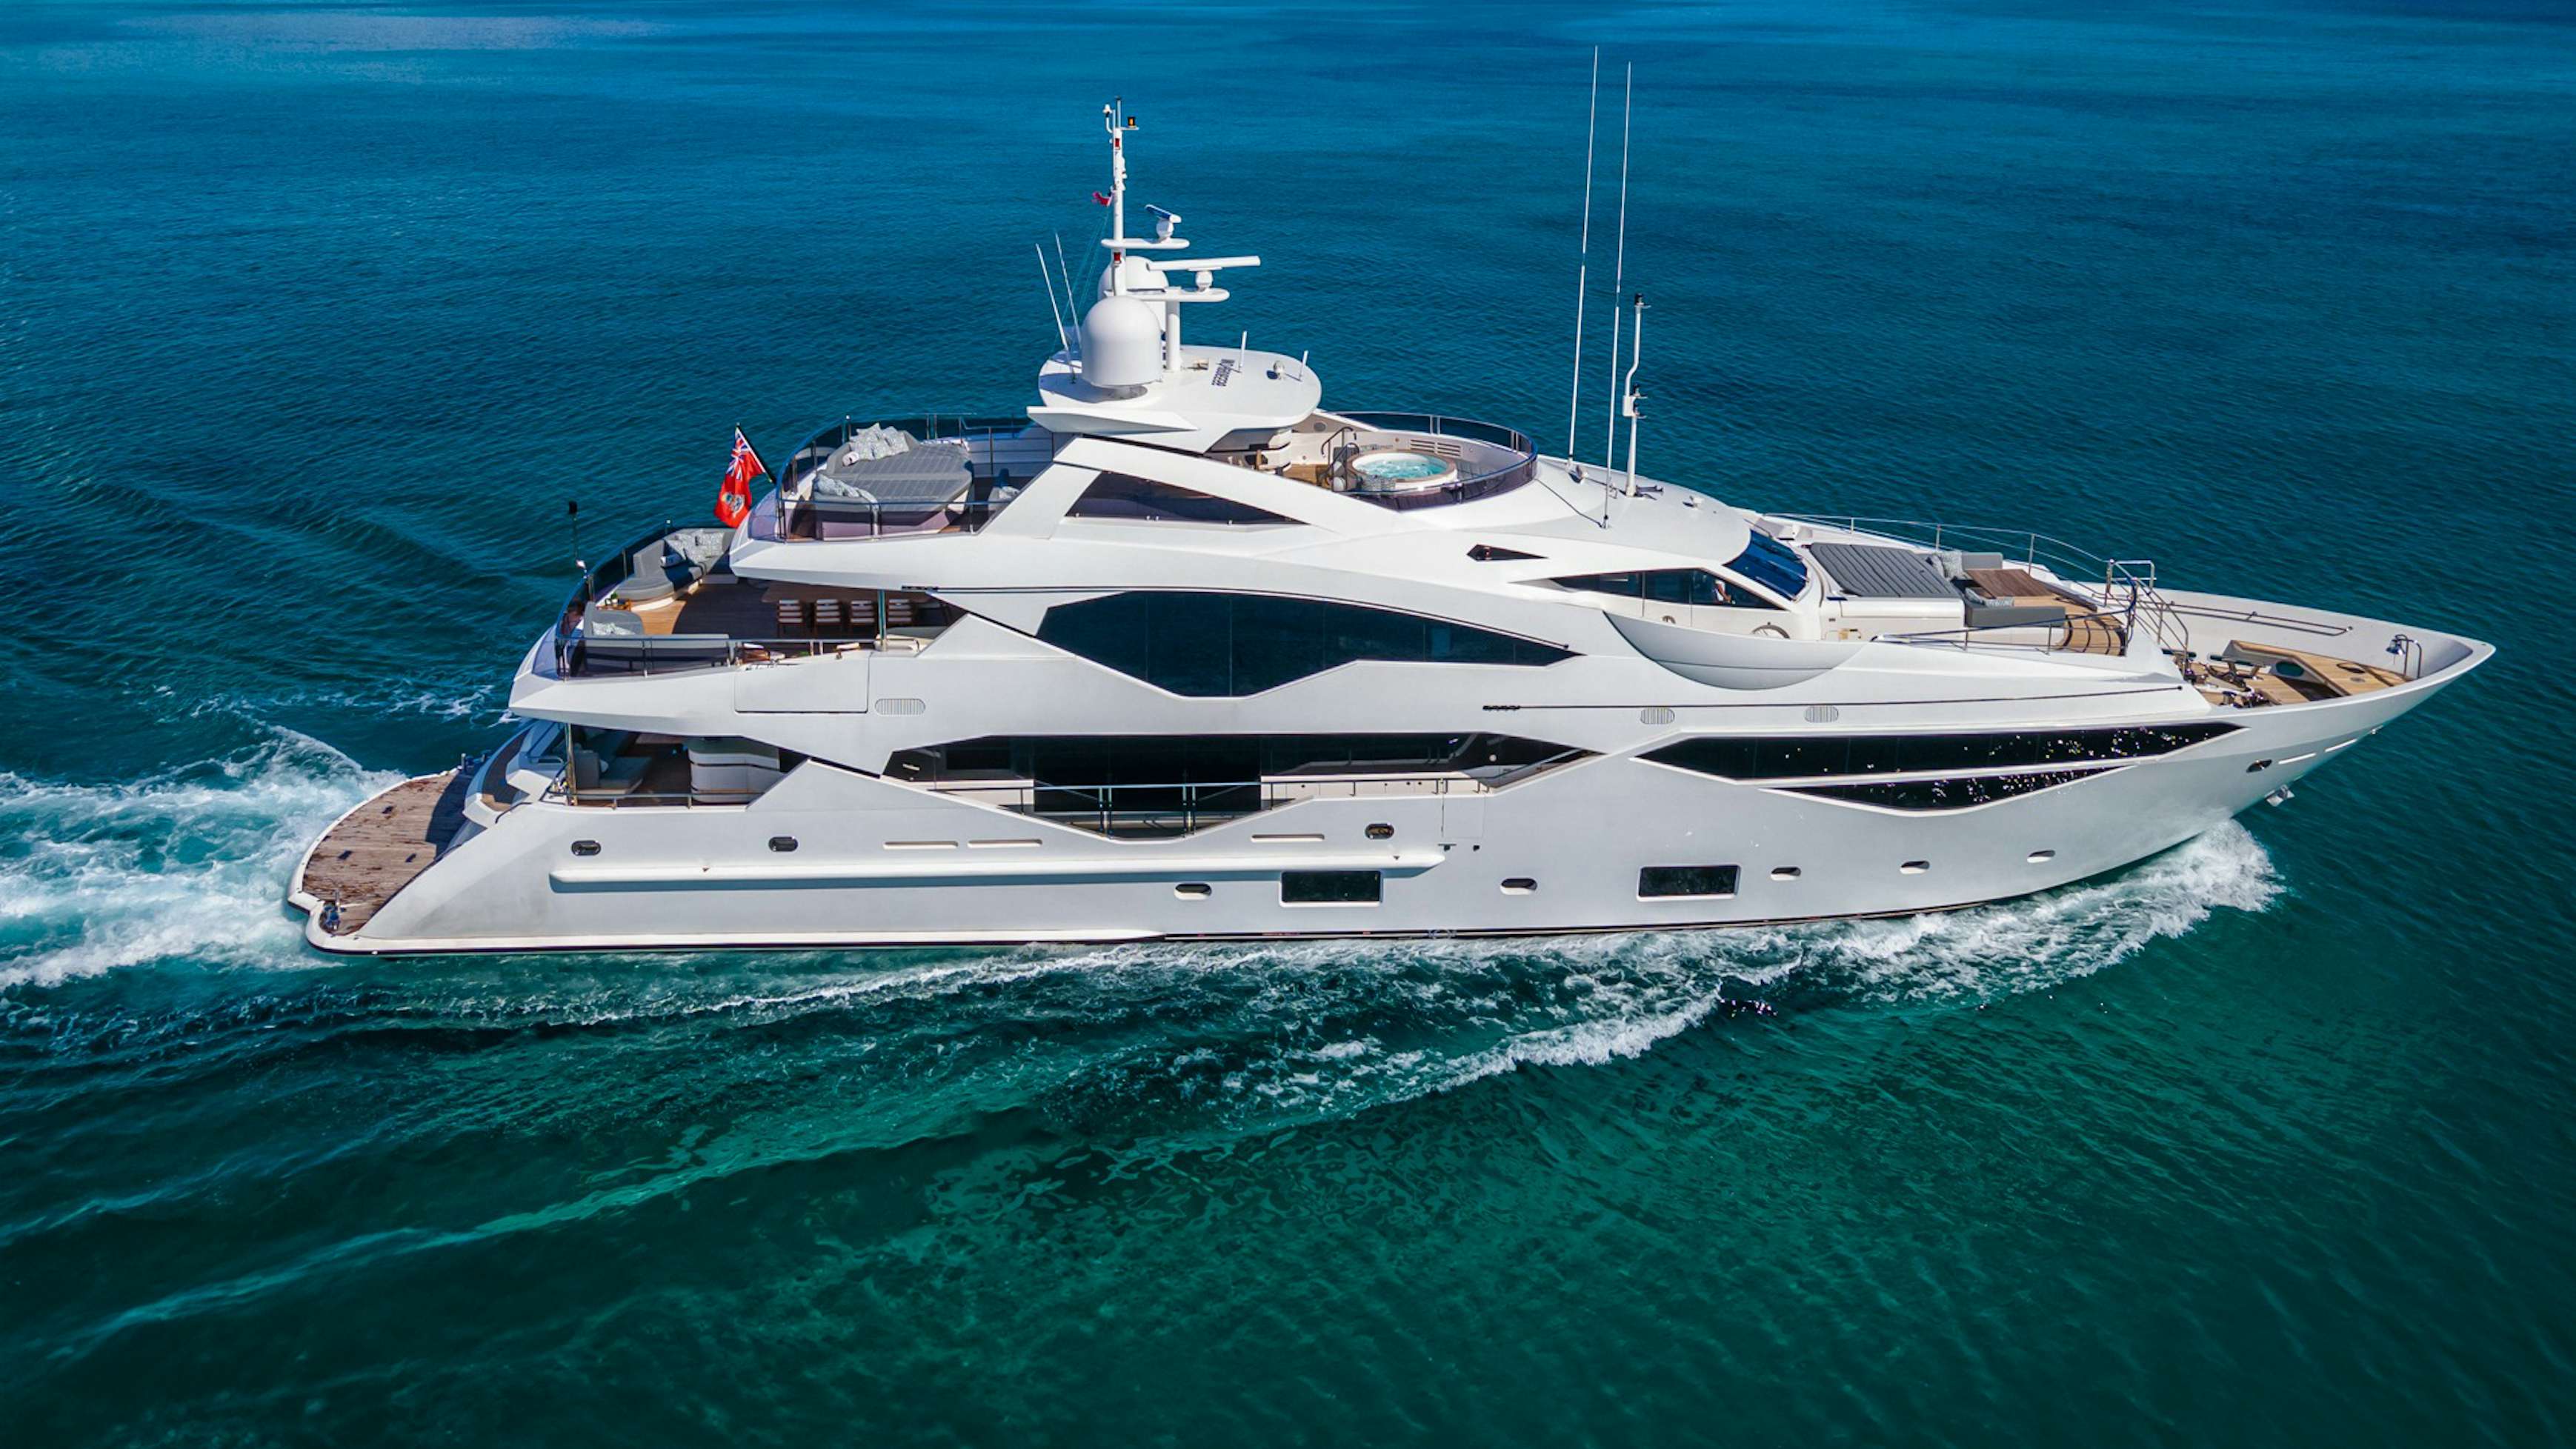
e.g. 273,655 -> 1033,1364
1787,767 -> 2120,812
883,732 -> 1588,839
1036,590 -> 1571,696
1643,721 -> 2237,782
1282,870 -> 1382,905
559,727 -> 804,807
1640,865 -> 1740,899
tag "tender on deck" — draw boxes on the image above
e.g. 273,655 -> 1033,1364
293,770 -> 470,936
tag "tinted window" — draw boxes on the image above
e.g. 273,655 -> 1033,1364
1068,473 -> 1292,525
1788,767 -> 2114,811
1554,568 -> 1775,610
1037,591 -> 1571,696
1282,870 -> 1382,905
892,733 -> 1580,785
1643,722 -> 2237,780
1728,532 -> 1810,599
1640,865 -> 1739,898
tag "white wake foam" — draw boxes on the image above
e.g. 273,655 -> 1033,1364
0,732 -> 398,988
995,822 -> 2283,1121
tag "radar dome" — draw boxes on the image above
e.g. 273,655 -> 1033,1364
1079,294 -> 1163,390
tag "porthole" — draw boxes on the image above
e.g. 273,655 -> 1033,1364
1174,882 -> 1212,899
1900,860 -> 1930,875
2026,849 -> 2056,864
1501,877 -> 1537,894
768,836 -> 799,853
1770,866 -> 1802,881
2246,759 -> 2273,773
570,839 -> 601,857
1365,823 -> 1394,840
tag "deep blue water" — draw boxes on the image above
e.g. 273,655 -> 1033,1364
3,1 -> 2572,1443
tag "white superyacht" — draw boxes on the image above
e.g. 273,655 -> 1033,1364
289,104 -> 2490,953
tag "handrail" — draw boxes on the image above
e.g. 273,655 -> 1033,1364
937,770 -> 1486,837
778,493 -> 1016,541
779,412 -> 1042,499
552,519 -> 683,676
1769,513 -> 2203,664
1878,602 -> 2140,656
1333,410 -> 1540,510
561,634 -> 912,678
1764,513 -> 2123,582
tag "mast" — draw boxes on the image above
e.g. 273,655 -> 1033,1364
1602,64 -> 1631,468
1104,99 -> 1128,295
1566,49 -> 1600,462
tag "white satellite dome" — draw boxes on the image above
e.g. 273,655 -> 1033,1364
1079,294 -> 1163,390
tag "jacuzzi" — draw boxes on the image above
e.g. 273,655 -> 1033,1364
1348,448 -> 1460,493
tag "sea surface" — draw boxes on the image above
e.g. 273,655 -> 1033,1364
3,1 -> 2572,1443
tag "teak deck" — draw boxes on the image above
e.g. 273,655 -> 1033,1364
1963,567 -> 2127,656
300,770 -> 470,935
2226,640 -> 2406,698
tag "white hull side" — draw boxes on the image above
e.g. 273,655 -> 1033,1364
304,665 -> 2456,954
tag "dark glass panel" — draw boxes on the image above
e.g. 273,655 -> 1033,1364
1639,865 -> 1740,898
1228,596 -> 1328,696
1556,568 -> 1778,610
1728,532 -> 1811,598
1282,870 -> 1382,905
1068,473 -> 1291,525
1643,570 -> 1694,605
1644,722 -> 2237,780
1036,591 -> 1568,696
1785,767 -> 2117,811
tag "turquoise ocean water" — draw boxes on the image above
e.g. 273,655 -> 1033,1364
4,1 -> 2572,1442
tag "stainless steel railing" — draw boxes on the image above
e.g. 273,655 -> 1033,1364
1332,410 -> 1540,510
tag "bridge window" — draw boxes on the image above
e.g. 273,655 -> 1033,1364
1728,532 -> 1811,599
1068,473 -> 1292,525
1551,568 -> 1780,610
1036,591 -> 1571,696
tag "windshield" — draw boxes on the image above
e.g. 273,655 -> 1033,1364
1728,530 -> 1810,600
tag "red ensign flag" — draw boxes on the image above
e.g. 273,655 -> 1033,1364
717,427 -> 764,527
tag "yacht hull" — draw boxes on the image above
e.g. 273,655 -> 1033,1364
293,631 -> 2480,954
